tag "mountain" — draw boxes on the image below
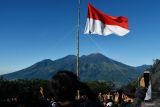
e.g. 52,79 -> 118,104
2,59 -> 56,80
135,64 -> 151,73
79,53 -> 140,84
1,53 -> 149,85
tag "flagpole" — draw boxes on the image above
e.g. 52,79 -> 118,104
76,0 -> 80,80
76,0 -> 80,100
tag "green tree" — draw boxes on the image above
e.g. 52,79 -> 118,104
87,81 -> 115,94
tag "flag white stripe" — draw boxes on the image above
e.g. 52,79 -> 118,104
84,18 -> 130,36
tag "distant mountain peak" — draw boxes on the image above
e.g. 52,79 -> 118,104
88,53 -> 105,57
36,59 -> 54,64
31,59 -> 54,68
64,55 -> 76,58
57,55 -> 76,61
137,64 -> 151,68
41,59 -> 53,62
85,53 -> 112,62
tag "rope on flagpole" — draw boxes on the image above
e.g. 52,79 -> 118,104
53,25 -> 77,49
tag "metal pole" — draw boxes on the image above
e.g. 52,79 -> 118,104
76,0 -> 80,80
76,0 -> 80,100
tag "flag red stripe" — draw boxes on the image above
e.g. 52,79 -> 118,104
88,3 -> 129,29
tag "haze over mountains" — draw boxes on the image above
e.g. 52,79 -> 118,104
1,53 -> 150,85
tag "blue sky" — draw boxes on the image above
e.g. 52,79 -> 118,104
0,0 -> 160,75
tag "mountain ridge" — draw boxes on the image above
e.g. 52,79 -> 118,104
1,53 -> 150,85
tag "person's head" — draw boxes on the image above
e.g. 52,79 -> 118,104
143,71 -> 150,88
122,85 -> 136,103
51,70 -> 79,102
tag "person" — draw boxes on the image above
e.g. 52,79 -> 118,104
98,93 -> 103,103
50,70 -> 103,107
134,86 -> 146,107
143,71 -> 152,101
114,90 -> 121,107
119,80 -> 146,107
134,77 -> 147,107
106,101 -> 113,107
120,85 -> 136,107
17,88 -> 52,107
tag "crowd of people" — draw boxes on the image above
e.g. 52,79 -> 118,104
98,85 -> 146,107
0,70 -> 148,107
98,71 -> 151,107
0,70 -> 103,107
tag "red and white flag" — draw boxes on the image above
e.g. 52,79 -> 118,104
84,3 -> 130,36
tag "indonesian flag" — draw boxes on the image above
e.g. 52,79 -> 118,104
84,3 -> 130,36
